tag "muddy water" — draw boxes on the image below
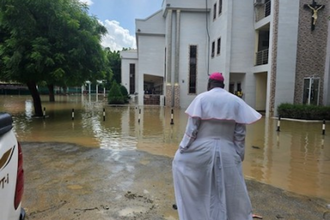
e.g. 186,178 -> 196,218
1,95 -> 329,202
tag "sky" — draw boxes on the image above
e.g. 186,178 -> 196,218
78,0 -> 163,51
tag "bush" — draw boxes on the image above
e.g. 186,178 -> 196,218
120,85 -> 130,103
108,81 -> 125,104
277,103 -> 330,120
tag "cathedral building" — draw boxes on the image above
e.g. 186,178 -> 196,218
121,0 -> 330,117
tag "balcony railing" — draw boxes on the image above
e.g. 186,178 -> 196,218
255,0 -> 271,22
255,49 -> 269,66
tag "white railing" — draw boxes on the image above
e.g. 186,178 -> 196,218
255,0 -> 271,22
255,49 -> 269,65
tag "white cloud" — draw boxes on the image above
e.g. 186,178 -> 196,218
100,20 -> 136,51
78,0 -> 93,6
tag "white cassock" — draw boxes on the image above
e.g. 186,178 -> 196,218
172,88 -> 262,220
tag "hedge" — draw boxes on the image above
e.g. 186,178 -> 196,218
277,103 -> 330,120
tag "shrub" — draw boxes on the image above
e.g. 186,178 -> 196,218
277,103 -> 330,120
120,85 -> 130,103
108,81 -> 125,104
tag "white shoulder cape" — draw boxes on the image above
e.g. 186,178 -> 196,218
185,88 -> 261,124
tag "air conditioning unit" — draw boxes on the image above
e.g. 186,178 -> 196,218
254,0 -> 265,5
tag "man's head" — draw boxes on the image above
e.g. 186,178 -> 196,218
208,72 -> 225,90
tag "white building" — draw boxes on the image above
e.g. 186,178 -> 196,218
121,0 -> 330,117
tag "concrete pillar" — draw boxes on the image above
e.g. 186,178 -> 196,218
174,10 -> 181,108
166,9 -> 173,85
166,10 -> 173,107
175,10 -> 181,85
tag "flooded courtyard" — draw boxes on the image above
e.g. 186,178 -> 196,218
1,94 -> 330,203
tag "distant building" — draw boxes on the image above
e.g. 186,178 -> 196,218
121,0 -> 330,117
0,82 -> 29,95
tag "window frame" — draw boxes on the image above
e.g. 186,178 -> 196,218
217,37 -> 221,55
302,77 -> 320,105
129,63 -> 135,95
188,45 -> 197,94
213,3 -> 217,20
218,0 -> 222,15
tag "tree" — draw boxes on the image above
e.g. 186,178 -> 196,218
108,80 -> 124,104
0,0 -> 110,116
104,47 -> 121,84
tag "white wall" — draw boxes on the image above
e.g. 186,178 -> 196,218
244,72 -> 257,107
136,10 -> 166,106
208,0 -> 257,108
137,35 -> 165,105
274,0 -> 300,112
230,0 -> 255,72
255,72 -> 267,111
120,50 -> 138,94
162,0 -> 208,10
209,0 -> 230,83
136,11 -> 166,35
178,12 -> 209,109
324,19 -> 330,106
229,0 -> 256,109
138,36 -> 165,77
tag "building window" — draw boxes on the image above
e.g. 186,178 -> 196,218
229,83 -> 235,94
237,83 -> 242,91
303,77 -> 320,105
129,63 -> 135,94
217,37 -> 221,55
211,41 -> 215,58
219,0 -> 222,15
189,45 -> 197,94
213,3 -> 217,20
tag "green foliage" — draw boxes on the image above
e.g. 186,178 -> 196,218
108,81 -> 124,104
277,103 -> 330,120
120,85 -> 130,103
104,47 -> 121,84
0,0 -> 110,86
0,0 -> 111,115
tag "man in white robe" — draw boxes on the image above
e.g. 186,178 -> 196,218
172,72 -> 262,220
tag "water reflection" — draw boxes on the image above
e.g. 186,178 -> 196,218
0,95 -> 329,202
245,117 -> 330,201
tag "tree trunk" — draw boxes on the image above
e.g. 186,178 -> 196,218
48,84 -> 55,102
26,81 -> 43,117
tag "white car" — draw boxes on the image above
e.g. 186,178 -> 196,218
0,113 -> 25,220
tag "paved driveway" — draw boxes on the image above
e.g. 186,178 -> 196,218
21,142 -> 329,220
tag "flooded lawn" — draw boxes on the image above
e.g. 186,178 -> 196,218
1,94 -> 330,202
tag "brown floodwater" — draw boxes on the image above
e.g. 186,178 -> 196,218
1,94 -> 329,202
